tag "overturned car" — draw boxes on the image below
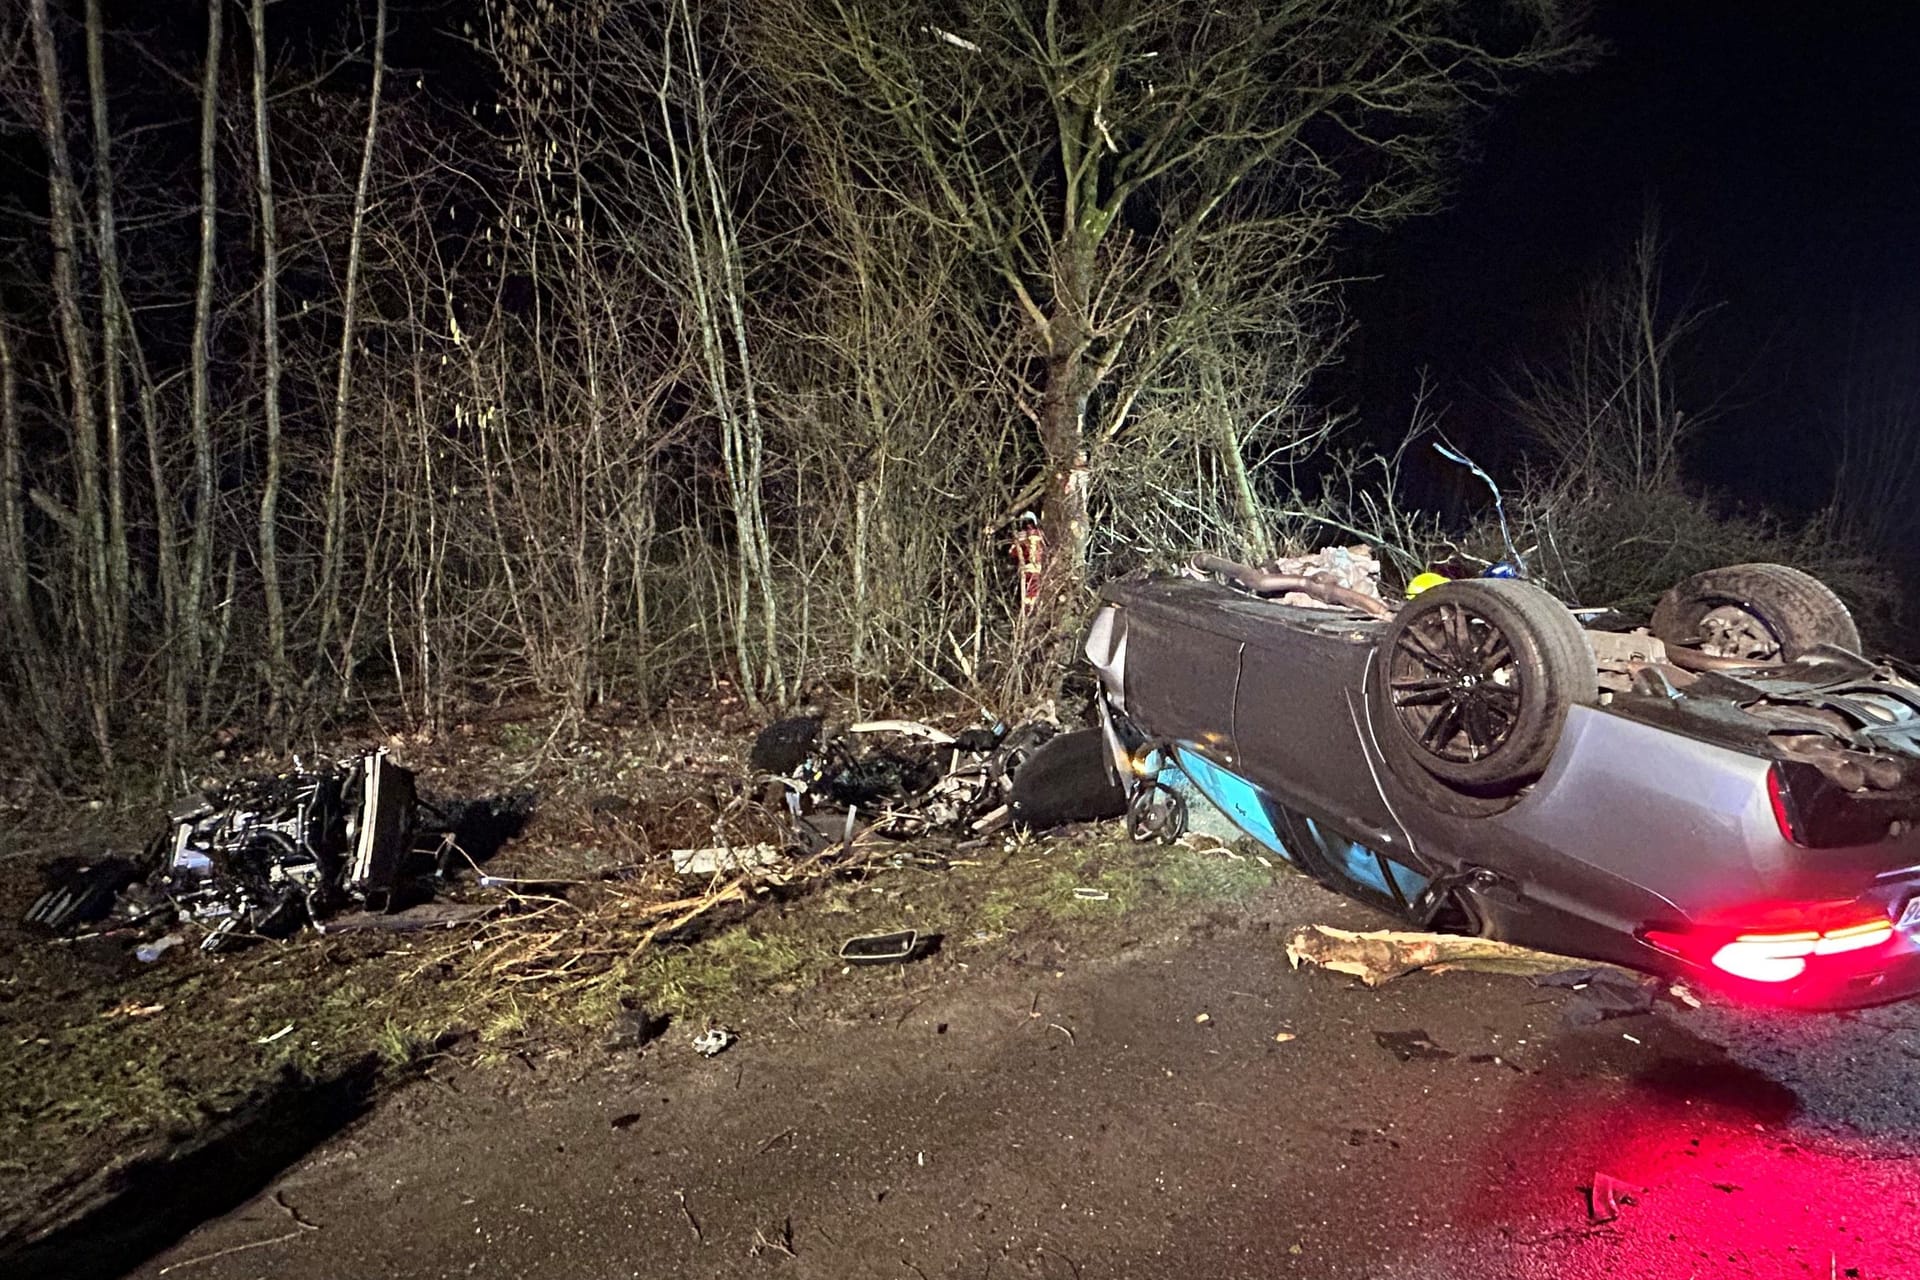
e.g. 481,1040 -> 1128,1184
1079,555 -> 1920,1009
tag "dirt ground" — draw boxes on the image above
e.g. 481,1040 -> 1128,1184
7,703 -> 1920,1280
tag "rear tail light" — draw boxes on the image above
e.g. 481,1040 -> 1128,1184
1644,905 -> 1897,984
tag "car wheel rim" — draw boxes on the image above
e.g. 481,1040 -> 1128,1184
1387,601 -> 1523,764
1694,603 -> 1782,660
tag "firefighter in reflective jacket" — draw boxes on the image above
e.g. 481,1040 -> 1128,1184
1011,512 -> 1045,613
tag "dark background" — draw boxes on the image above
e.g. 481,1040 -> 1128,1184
12,1 -> 1912,524
1343,2 -> 1920,517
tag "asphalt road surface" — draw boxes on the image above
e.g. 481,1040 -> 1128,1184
125,877 -> 1920,1280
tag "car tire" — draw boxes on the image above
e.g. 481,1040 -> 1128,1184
1650,562 -> 1859,661
749,716 -> 824,775
1010,727 -> 1129,828
1371,579 -> 1597,811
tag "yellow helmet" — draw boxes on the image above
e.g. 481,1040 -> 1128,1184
1405,571 -> 1450,599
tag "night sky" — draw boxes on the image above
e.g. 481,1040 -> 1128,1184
1345,2 -> 1920,517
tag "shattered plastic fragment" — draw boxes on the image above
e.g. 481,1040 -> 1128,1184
691,1026 -> 736,1057
1586,1172 -> 1634,1223
1373,1029 -> 1453,1062
135,933 -> 185,963
670,844 -> 782,876
838,930 -> 921,964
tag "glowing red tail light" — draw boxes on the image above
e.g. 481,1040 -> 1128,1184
1644,907 -> 1897,984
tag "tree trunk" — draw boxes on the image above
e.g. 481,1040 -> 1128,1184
0,317 -> 59,754
1022,232 -> 1096,696
30,0 -> 116,769
1199,354 -> 1271,561
0,319 -> 31,650
84,0 -> 130,642
183,0 -> 221,720
250,0 -> 290,715
655,0 -> 781,701
316,0 -> 387,675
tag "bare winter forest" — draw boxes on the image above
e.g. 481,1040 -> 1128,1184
1,0 -> 1905,787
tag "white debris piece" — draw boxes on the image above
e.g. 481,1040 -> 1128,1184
670,843 -> 782,877
691,1026 -> 736,1057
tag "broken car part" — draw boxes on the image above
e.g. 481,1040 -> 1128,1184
23,749 -> 483,955
752,715 -> 1065,849
691,1026 -> 736,1057
838,929 -> 921,964
1190,551 -> 1395,619
157,749 -> 417,950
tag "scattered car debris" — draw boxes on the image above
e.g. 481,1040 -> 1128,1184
1585,1171 -> 1635,1224
751,714 -> 1062,850
839,929 -> 922,965
23,749 -> 525,957
1071,887 -> 1111,901
134,933 -> 184,963
1125,780 -> 1189,843
1374,1029 -> 1453,1062
691,1026 -> 736,1057
1285,925 -> 1579,987
255,1023 -> 295,1046
1531,966 -> 1666,1023
25,855 -> 144,933
670,843 -> 781,877
604,1000 -> 670,1052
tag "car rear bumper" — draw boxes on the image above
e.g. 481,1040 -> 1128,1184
1639,919 -> 1920,1010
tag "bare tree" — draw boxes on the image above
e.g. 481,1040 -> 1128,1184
315,0 -> 389,677
250,0 -> 290,711
82,0 -> 128,636
753,0 -> 1585,686
29,0 -> 120,765
0,0 -> 1595,784
179,0 -> 224,747
1826,316 -> 1920,559
1503,213 -> 1718,496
